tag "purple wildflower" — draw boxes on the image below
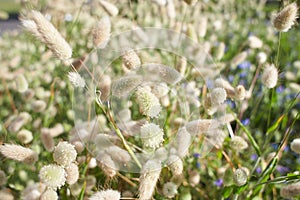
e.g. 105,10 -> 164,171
214,178 -> 223,187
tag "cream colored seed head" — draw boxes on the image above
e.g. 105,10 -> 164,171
30,10 -> 72,61
122,48 -> 141,70
139,159 -> 161,200
280,182 -> 300,198
262,64 -> 278,89
0,144 -> 38,164
99,0 -> 119,16
53,141 -> 77,167
291,138 -> 300,154
39,164 -> 66,189
89,189 -> 121,200
273,2 -> 298,32
235,85 -> 246,100
92,16 -> 111,49
162,182 -> 178,198
65,163 -> 79,185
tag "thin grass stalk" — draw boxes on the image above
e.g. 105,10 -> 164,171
233,113 -> 262,156
95,100 -> 142,169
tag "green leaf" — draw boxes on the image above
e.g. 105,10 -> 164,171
236,183 -> 248,194
266,114 -> 285,135
222,186 -> 234,198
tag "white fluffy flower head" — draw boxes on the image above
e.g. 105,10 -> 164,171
53,141 -> 77,167
211,87 -> 227,105
136,87 -> 162,118
89,189 -> 121,200
68,72 -> 86,88
140,123 -> 164,149
39,164 -> 66,189
261,64 -> 278,89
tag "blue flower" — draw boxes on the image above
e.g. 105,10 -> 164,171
239,71 -> 247,78
225,100 -> 236,108
276,165 -> 289,174
271,143 -> 279,150
196,162 -> 201,168
241,118 -> 250,126
251,154 -> 258,161
256,167 -> 262,174
237,61 -> 251,69
193,153 -> 201,158
276,85 -> 284,94
228,75 -> 234,83
214,178 -> 223,187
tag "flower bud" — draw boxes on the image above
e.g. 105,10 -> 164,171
291,138 -> 300,154
233,168 -> 248,186
162,182 -> 178,198
262,64 -> 278,89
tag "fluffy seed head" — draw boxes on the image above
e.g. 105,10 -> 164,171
65,163 -> 79,185
112,75 -> 143,97
162,182 -> 178,198
214,78 -> 235,98
176,127 -> 191,158
48,123 -> 64,138
68,72 -> 86,88
140,123 -> 164,149
122,48 -> 141,70
235,85 -> 246,100
233,168 -> 248,186
89,189 -> 121,200
93,16 -> 111,49
20,18 -> 44,42
166,0 -> 175,19
139,159 -> 161,200
256,52 -> 267,64
167,155 -> 183,176
39,164 -> 66,189
231,51 -> 247,67
40,189 -> 58,200
198,17 -> 207,37
188,170 -> 200,186
248,35 -> 263,49
105,146 -> 131,164
53,141 -> 77,167
97,152 -> 117,178
136,87 -> 162,118
185,119 -> 212,136
187,23 -> 198,42
0,189 -> 14,200
0,144 -> 38,164
291,138 -> 300,154
17,129 -> 33,144
15,74 -> 28,93
262,64 -> 278,89
41,128 -> 55,152
31,100 -> 47,112
230,136 -> 248,151
273,2 -> 298,32
30,10 -> 72,61
216,42 -> 225,60
99,0 -> 119,16
280,182 -> 300,198
22,183 -> 46,200
140,64 -> 182,85
211,87 -> 227,105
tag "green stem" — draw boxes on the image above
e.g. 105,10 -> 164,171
96,101 -> 142,169
275,32 -> 281,67
234,116 -> 261,156
267,32 -> 281,129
